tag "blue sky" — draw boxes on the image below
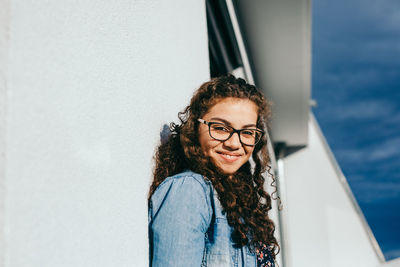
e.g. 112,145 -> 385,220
312,0 -> 400,261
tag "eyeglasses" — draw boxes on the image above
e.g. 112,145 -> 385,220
198,119 -> 264,146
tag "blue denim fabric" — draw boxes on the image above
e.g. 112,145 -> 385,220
149,170 -> 257,267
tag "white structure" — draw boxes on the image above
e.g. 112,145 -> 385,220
0,1 -> 208,266
278,115 -> 384,266
0,0 -> 396,266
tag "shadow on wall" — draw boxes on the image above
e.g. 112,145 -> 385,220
160,124 -> 171,144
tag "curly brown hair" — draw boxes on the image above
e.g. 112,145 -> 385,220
148,75 -> 279,258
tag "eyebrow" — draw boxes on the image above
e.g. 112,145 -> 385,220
209,117 -> 257,128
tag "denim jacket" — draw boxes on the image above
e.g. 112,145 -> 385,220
148,170 -> 258,267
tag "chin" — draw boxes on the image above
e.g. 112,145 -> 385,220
208,154 -> 247,175
217,164 -> 241,175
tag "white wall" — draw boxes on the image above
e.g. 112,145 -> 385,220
0,0 -> 8,262
235,0 -> 311,147
0,0 -> 209,266
281,114 -> 383,267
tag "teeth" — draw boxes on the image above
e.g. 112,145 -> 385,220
223,154 -> 238,158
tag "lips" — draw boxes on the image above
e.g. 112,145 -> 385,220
216,151 -> 242,163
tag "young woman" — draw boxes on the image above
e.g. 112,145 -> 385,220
148,75 -> 279,267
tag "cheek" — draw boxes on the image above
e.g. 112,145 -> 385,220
244,147 -> 255,159
198,134 -> 206,149
201,140 -> 219,155
198,131 -> 214,154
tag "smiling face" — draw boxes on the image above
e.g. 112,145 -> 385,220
198,97 -> 259,175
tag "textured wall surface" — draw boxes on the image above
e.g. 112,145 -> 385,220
0,0 -> 10,265
1,0 -> 209,266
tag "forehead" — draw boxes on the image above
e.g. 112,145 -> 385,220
203,97 -> 258,126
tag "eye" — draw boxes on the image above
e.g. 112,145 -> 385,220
241,129 -> 256,137
211,124 -> 231,133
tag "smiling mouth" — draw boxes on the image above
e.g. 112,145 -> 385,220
217,151 -> 241,162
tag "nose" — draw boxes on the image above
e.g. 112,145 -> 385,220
223,132 -> 241,150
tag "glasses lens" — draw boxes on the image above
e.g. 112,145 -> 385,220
209,123 -> 232,141
239,129 -> 262,145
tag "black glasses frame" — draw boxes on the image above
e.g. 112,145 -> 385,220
198,118 -> 264,146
